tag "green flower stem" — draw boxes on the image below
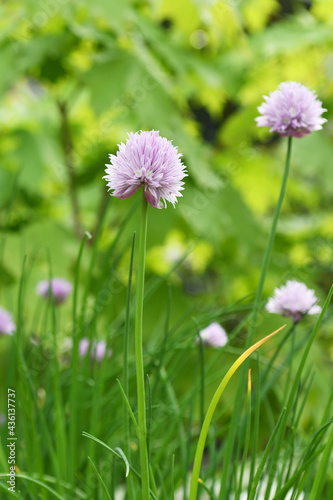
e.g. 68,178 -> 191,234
283,324 -> 296,405
123,233 -> 136,500
219,137 -> 293,500
247,136 -> 293,347
135,193 -> 150,499
69,231 -> 91,485
237,369 -> 252,499
261,324 -> 295,394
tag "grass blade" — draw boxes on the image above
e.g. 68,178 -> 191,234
82,431 -> 158,500
189,324 -> 286,500
248,409 -> 286,500
87,457 -> 113,500
117,379 -> 140,437
264,283 -> 333,500
308,421 -> 333,500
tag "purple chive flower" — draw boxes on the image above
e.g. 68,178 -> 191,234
79,337 -> 90,357
266,280 -> 322,323
104,130 -> 187,209
255,82 -> 327,138
36,278 -> 72,305
79,337 -> 112,363
93,341 -> 111,363
0,307 -> 16,336
197,322 -> 228,347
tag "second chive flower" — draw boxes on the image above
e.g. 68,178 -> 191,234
36,278 -> 72,305
266,280 -> 321,323
104,130 -> 187,208
197,322 -> 228,348
255,81 -> 326,138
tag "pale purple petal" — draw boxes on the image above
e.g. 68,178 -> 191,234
308,304 -> 322,315
92,340 -> 112,363
104,130 -> 187,208
255,82 -> 326,138
79,338 -> 112,363
0,307 -> 16,335
266,280 -> 322,323
36,278 -> 72,305
198,322 -> 228,347
79,337 -> 90,357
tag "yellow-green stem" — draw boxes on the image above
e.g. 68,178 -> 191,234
135,193 -> 150,499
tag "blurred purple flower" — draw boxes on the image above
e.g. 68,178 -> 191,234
266,280 -> 321,323
79,337 -> 112,363
93,341 -> 111,363
36,278 -> 72,305
79,337 -> 90,357
197,322 -> 228,347
0,307 -> 15,335
255,82 -> 326,138
104,130 -> 187,209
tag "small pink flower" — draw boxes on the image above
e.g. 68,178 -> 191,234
79,337 -> 90,357
197,322 -> 228,347
79,337 -> 112,363
93,341 -> 111,363
255,82 -> 326,138
266,280 -> 321,323
104,130 -> 187,209
0,307 -> 15,335
36,278 -> 72,305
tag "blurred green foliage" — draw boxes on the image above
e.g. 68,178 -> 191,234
1,0 -> 333,421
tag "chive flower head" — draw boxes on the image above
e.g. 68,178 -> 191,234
104,130 -> 187,208
255,82 -> 326,137
266,280 -> 321,323
36,278 -> 72,305
198,322 -> 228,347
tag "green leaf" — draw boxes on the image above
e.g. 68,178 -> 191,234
83,52 -> 137,115
250,18 -> 333,57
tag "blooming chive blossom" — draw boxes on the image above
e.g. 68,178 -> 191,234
255,82 -> 327,138
266,280 -> 322,323
197,322 -> 228,347
79,337 -> 112,363
104,130 -> 187,208
0,307 -> 16,335
36,278 -> 72,305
